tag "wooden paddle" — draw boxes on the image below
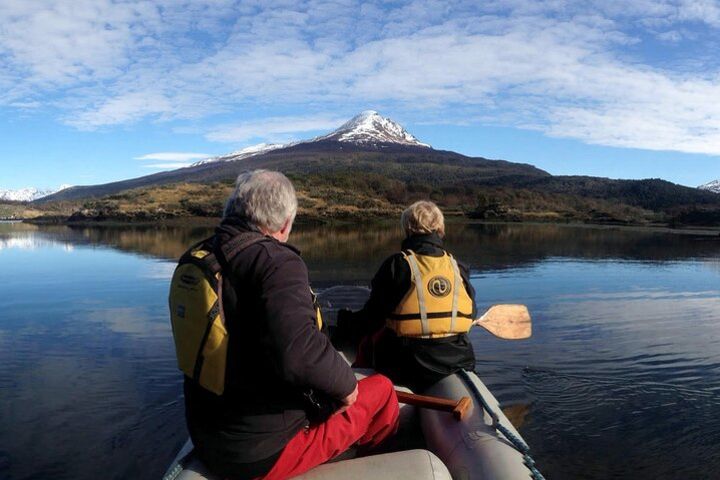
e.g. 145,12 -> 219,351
473,304 -> 532,340
395,390 -> 472,421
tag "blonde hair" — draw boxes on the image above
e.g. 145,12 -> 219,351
401,201 -> 445,238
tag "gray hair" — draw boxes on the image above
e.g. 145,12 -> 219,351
223,170 -> 298,232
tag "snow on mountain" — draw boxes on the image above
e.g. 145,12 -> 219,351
698,180 -> 720,193
316,110 -> 431,147
0,185 -> 72,202
194,111 -> 430,167
192,143 -> 288,166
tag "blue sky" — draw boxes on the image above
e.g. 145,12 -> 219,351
1,0 -> 720,191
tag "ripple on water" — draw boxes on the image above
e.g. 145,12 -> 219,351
4,223 -> 720,480
521,366 -> 720,479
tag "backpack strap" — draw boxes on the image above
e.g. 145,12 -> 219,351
212,232 -> 268,330
188,232 -> 267,389
213,231 -> 267,273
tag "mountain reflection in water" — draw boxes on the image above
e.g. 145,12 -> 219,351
1,221 -> 719,480
5,221 -> 719,279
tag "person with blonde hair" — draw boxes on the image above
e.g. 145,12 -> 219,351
338,200 -> 478,392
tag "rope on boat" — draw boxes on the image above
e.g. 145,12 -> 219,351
162,447 -> 195,480
162,463 -> 183,480
459,370 -> 546,480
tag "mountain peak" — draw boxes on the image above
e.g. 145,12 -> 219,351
699,179 -> 720,193
318,111 -> 430,147
193,111 -> 431,168
0,185 -> 72,202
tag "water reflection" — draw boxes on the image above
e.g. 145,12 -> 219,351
0,235 -> 185,480
81,307 -> 170,337
467,257 -> 720,480
1,222 -> 720,480
0,223 -> 75,251
4,222 -> 719,281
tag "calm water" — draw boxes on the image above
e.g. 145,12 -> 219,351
1,221 -> 720,480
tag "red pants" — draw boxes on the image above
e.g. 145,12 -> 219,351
261,374 -> 399,480
353,329 -> 388,368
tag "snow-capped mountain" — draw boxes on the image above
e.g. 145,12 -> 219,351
699,180 -> 720,193
316,110 -> 430,147
0,185 -> 72,202
195,111 -> 430,166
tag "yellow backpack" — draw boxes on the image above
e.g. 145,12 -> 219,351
168,233 -> 265,395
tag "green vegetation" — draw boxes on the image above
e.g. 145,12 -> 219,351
25,172 -> 719,228
28,145 -> 720,227
0,201 -> 55,220
63,182 -> 232,222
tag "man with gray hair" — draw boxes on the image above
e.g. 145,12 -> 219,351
179,170 -> 399,480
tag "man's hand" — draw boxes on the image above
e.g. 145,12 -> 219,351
337,384 -> 359,414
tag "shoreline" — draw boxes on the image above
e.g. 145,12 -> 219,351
19,215 -> 720,236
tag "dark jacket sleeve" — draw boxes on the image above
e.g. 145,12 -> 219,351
258,248 -> 357,400
352,254 -> 411,336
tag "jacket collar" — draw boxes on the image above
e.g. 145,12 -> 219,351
216,215 -> 301,255
401,232 -> 444,252
218,214 -> 260,235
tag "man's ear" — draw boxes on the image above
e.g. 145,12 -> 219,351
279,217 -> 292,236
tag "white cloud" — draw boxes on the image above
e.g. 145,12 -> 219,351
205,115 -> 347,142
135,151 -> 210,169
656,30 -> 683,42
134,152 -> 210,162
3,1 -> 720,155
65,91 -> 175,128
9,101 -> 42,109
675,0 -> 720,26
142,163 -> 193,169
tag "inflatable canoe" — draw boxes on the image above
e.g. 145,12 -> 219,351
162,286 -> 543,480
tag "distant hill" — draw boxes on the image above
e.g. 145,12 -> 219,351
513,176 -> 720,211
31,111 -> 720,227
37,142 -> 550,203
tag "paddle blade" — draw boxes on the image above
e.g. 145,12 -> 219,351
474,304 -> 532,340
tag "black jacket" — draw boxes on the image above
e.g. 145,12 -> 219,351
352,233 -> 477,391
184,217 -> 357,479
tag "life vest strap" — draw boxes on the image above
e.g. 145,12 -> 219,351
388,311 -> 474,320
404,251 -> 429,336
413,332 -> 459,339
450,254 -> 461,332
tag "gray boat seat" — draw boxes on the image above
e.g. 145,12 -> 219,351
173,449 -> 451,480
172,454 -> 212,479
296,449 -> 451,479
170,370 -> 433,480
